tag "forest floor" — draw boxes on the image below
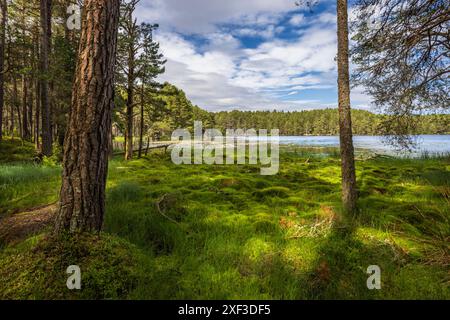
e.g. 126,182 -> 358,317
0,138 -> 449,299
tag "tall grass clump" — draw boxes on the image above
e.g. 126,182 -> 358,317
0,164 -> 61,216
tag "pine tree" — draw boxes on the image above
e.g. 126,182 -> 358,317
54,0 -> 120,234
337,0 -> 357,213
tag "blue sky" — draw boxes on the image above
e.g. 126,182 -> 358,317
135,0 -> 371,112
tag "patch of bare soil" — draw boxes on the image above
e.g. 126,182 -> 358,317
0,204 -> 57,245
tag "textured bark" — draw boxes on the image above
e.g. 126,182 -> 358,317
0,0 -> 6,141
54,0 -> 120,234
40,0 -> 52,155
337,0 -> 357,213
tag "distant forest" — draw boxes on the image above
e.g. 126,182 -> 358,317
138,84 -> 450,138
210,109 -> 450,136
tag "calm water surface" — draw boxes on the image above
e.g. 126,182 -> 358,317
276,135 -> 450,156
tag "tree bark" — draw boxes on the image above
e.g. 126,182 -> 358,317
35,79 -> 40,150
40,0 -> 52,155
9,89 -> 14,138
0,0 -> 6,141
28,78 -> 33,142
13,77 -> 22,140
125,65 -> 134,160
337,0 -> 357,213
22,75 -> 30,140
34,23 -> 41,149
54,0 -> 120,234
138,84 -> 145,158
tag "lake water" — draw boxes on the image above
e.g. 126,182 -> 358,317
276,135 -> 450,157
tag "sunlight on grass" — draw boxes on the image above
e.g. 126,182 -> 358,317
1,143 -> 448,299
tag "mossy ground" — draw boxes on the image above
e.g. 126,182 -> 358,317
0,140 -> 448,299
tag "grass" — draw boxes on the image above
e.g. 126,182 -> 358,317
0,139 -> 449,299
0,138 -> 61,216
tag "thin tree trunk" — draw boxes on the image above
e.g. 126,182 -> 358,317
138,85 -> 145,158
28,79 -> 33,142
125,72 -> 134,160
337,0 -> 357,213
40,0 -> 52,155
54,0 -> 120,234
9,92 -> 14,138
22,75 -> 30,140
35,79 -> 40,150
0,0 -> 6,141
145,135 -> 150,156
34,22 -> 40,149
13,77 -> 22,139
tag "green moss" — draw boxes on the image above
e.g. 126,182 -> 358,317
0,233 -> 153,300
253,186 -> 291,199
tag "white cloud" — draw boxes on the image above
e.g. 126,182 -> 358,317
234,25 -> 284,39
135,0 -> 299,34
135,0 -> 372,111
289,14 -> 305,26
155,24 -> 341,111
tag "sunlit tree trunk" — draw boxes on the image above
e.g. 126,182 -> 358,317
54,0 -> 120,234
337,0 -> 357,213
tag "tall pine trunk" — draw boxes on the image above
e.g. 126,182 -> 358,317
125,66 -> 134,160
54,0 -> 120,234
22,75 -> 30,140
28,79 -> 33,142
337,0 -> 357,213
35,79 -> 40,150
138,84 -> 145,158
13,77 -> 22,140
0,0 -> 6,141
34,24 -> 41,149
40,0 -> 52,156
9,89 -> 14,138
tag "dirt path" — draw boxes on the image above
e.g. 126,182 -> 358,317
0,204 -> 57,245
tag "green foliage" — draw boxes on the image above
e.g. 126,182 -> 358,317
213,109 -> 450,136
0,138 -> 36,163
41,142 -> 64,167
158,83 -> 195,130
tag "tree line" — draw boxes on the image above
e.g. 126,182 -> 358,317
212,109 -> 450,136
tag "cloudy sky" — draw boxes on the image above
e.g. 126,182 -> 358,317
135,0 -> 371,112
